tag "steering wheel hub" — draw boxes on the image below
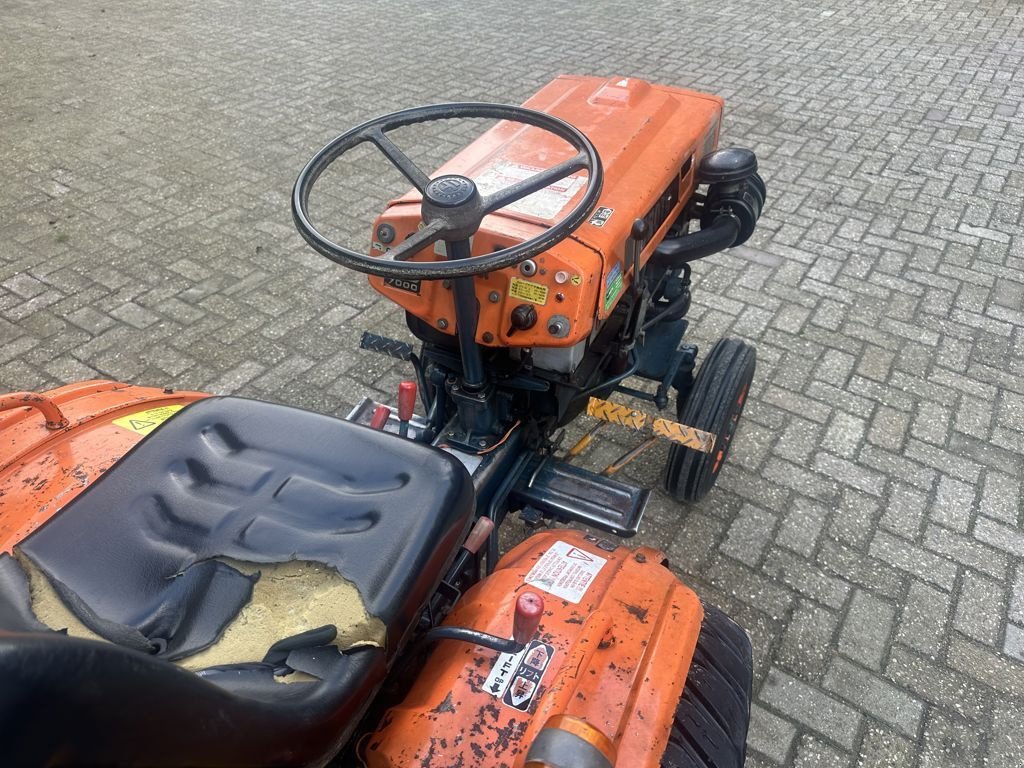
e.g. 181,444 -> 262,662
425,175 -> 478,208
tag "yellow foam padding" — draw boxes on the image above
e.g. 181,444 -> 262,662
18,551 -> 384,676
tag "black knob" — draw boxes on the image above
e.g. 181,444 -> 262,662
510,303 -> 538,333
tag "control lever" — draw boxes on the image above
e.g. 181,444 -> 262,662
397,380 -> 417,438
425,588 -> 545,654
369,405 -> 391,430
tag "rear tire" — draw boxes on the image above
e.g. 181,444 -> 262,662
664,338 -> 755,502
659,603 -> 753,768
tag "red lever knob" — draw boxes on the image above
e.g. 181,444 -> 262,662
397,380 -> 417,422
513,592 -> 544,646
369,405 -> 391,430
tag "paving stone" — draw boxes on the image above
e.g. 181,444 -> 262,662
1003,623 -> 1024,664
920,709 -> 982,768
777,599 -> 839,681
930,475 -> 977,533
925,525 -> 1007,581
722,503 -> 778,567
824,657 -> 924,739
869,530 -> 957,591
760,668 -> 862,750
887,645 -> 993,726
896,579 -> 952,657
747,702 -> 798,765
979,471 -> 1022,525
987,697 -> 1024,768
948,634 -> 1024,700
838,589 -> 896,670
792,734 -> 852,768
855,723 -> 916,768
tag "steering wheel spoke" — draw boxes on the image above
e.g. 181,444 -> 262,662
379,220 -> 446,262
482,151 -> 589,214
364,127 -> 431,193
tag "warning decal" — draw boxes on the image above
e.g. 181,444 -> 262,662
483,639 -> 555,713
509,277 -> 549,306
473,160 -> 586,220
525,540 -> 607,604
112,404 -> 185,436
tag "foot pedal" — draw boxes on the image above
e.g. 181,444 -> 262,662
511,457 -> 650,537
360,331 -> 413,361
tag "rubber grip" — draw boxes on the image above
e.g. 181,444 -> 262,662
397,380 -> 417,422
462,517 -> 495,555
513,592 -> 544,645
369,405 -> 391,430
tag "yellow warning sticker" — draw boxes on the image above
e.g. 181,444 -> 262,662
113,404 -> 185,436
509,277 -> 549,306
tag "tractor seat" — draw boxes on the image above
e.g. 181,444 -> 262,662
0,396 -> 475,766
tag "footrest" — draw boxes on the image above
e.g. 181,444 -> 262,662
511,458 -> 650,537
360,331 -> 413,361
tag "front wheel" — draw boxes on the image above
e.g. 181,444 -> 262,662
664,338 -> 755,502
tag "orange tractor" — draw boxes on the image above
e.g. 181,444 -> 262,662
0,76 -> 765,766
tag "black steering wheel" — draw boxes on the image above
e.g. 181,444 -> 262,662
291,103 -> 604,280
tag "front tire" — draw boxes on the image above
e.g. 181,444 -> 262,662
664,338 -> 755,502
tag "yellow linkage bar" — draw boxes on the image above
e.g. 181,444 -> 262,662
586,397 -> 716,454
586,397 -> 648,431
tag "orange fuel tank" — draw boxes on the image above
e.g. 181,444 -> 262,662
0,380 -> 207,552
368,75 -> 723,349
361,528 -> 704,767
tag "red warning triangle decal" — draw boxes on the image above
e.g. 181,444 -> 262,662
566,547 -> 594,562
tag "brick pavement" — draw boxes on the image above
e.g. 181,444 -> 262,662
2,0 -> 1023,764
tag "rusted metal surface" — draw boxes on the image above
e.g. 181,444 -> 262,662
362,528 -> 702,767
0,380 -> 208,552
0,392 -> 69,430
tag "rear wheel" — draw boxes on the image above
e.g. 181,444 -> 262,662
659,603 -> 753,768
664,338 -> 755,502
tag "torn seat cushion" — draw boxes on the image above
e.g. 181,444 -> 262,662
16,395 -> 475,659
0,396 -> 474,766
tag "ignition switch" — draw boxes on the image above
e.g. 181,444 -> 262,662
508,303 -> 538,336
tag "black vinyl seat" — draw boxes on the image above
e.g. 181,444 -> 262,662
0,396 -> 475,766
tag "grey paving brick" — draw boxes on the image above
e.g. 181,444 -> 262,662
987,697 -> 1024,768
897,580 -> 952,657
920,710 -> 982,768
931,475 -> 977,533
887,645 -> 993,726
760,668 -> 862,750
948,634 -> 1024,699
1012,567 -> 1024,626
777,497 -> 829,558
869,530 -> 958,590
792,734 -> 851,768
855,723 -> 916,768
973,515 -> 1024,559
777,599 -> 839,681
1003,623 -> 1024,664
979,471 -> 1021,525
838,589 -> 897,671
824,657 -> 924,739
748,702 -> 798,766
722,503 -> 777,567
925,525 -> 1007,580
